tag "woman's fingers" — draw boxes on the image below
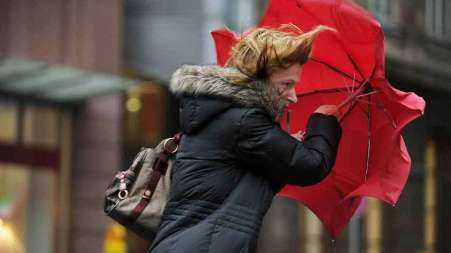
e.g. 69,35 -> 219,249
291,130 -> 306,141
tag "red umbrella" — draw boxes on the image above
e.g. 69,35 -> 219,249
211,0 -> 425,238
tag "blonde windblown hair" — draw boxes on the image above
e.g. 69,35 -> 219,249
224,24 -> 332,84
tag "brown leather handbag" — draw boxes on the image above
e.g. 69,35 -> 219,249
104,134 -> 181,240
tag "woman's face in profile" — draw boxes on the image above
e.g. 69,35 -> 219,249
268,63 -> 301,105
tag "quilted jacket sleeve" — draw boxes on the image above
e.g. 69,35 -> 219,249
236,108 -> 342,187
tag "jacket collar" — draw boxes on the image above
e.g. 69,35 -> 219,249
170,65 -> 287,121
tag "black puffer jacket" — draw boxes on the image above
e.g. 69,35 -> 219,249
149,65 -> 342,253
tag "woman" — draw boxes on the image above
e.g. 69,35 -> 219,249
149,25 -> 342,253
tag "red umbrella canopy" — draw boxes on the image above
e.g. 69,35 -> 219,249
211,0 -> 425,238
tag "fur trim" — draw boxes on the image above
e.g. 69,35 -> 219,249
170,65 -> 286,120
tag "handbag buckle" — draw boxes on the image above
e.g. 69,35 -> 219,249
118,190 -> 128,200
163,138 -> 179,154
116,171 -> 129,200
142,190 -> 152,200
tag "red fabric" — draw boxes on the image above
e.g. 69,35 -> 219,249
211,28 -> 240,66
211,0 -> 425,238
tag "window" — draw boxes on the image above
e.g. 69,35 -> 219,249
0,100 -> 18,144
425,0 -> 446,41
0,102 -> 70,253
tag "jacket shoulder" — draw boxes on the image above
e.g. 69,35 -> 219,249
236,107 -> 275,130
216,106 -> 272,124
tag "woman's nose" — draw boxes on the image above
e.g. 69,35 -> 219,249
286,87 -> 298,103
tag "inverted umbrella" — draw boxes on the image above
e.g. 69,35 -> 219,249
211,0 -> 425,238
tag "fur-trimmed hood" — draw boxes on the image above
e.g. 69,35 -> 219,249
170,65 -> 286,121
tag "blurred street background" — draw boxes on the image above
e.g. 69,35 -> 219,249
0,0 -> 450,252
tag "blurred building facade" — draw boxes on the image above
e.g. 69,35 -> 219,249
1,0 -> 450,253
0,1 -> 130,253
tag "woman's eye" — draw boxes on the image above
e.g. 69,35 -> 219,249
283,82 -> 293,87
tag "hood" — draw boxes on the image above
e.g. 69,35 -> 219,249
170,65 -> 286,133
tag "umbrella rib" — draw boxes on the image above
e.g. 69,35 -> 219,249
348,73 -> 356,93
297,87 -> 351,97
365,95 -> 372,182
351,74 -> 357,93
374,97 -> 398,129
298,77 -> 368,99
343,46 -> 367,82
310,58 -> 365,84
356,93 -> 397,129
356,90 -> 378,98
341,74 -> 351,94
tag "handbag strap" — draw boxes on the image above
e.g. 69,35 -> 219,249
129,133 -> 182,222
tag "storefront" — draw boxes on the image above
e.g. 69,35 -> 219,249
0,57 -> 136,253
